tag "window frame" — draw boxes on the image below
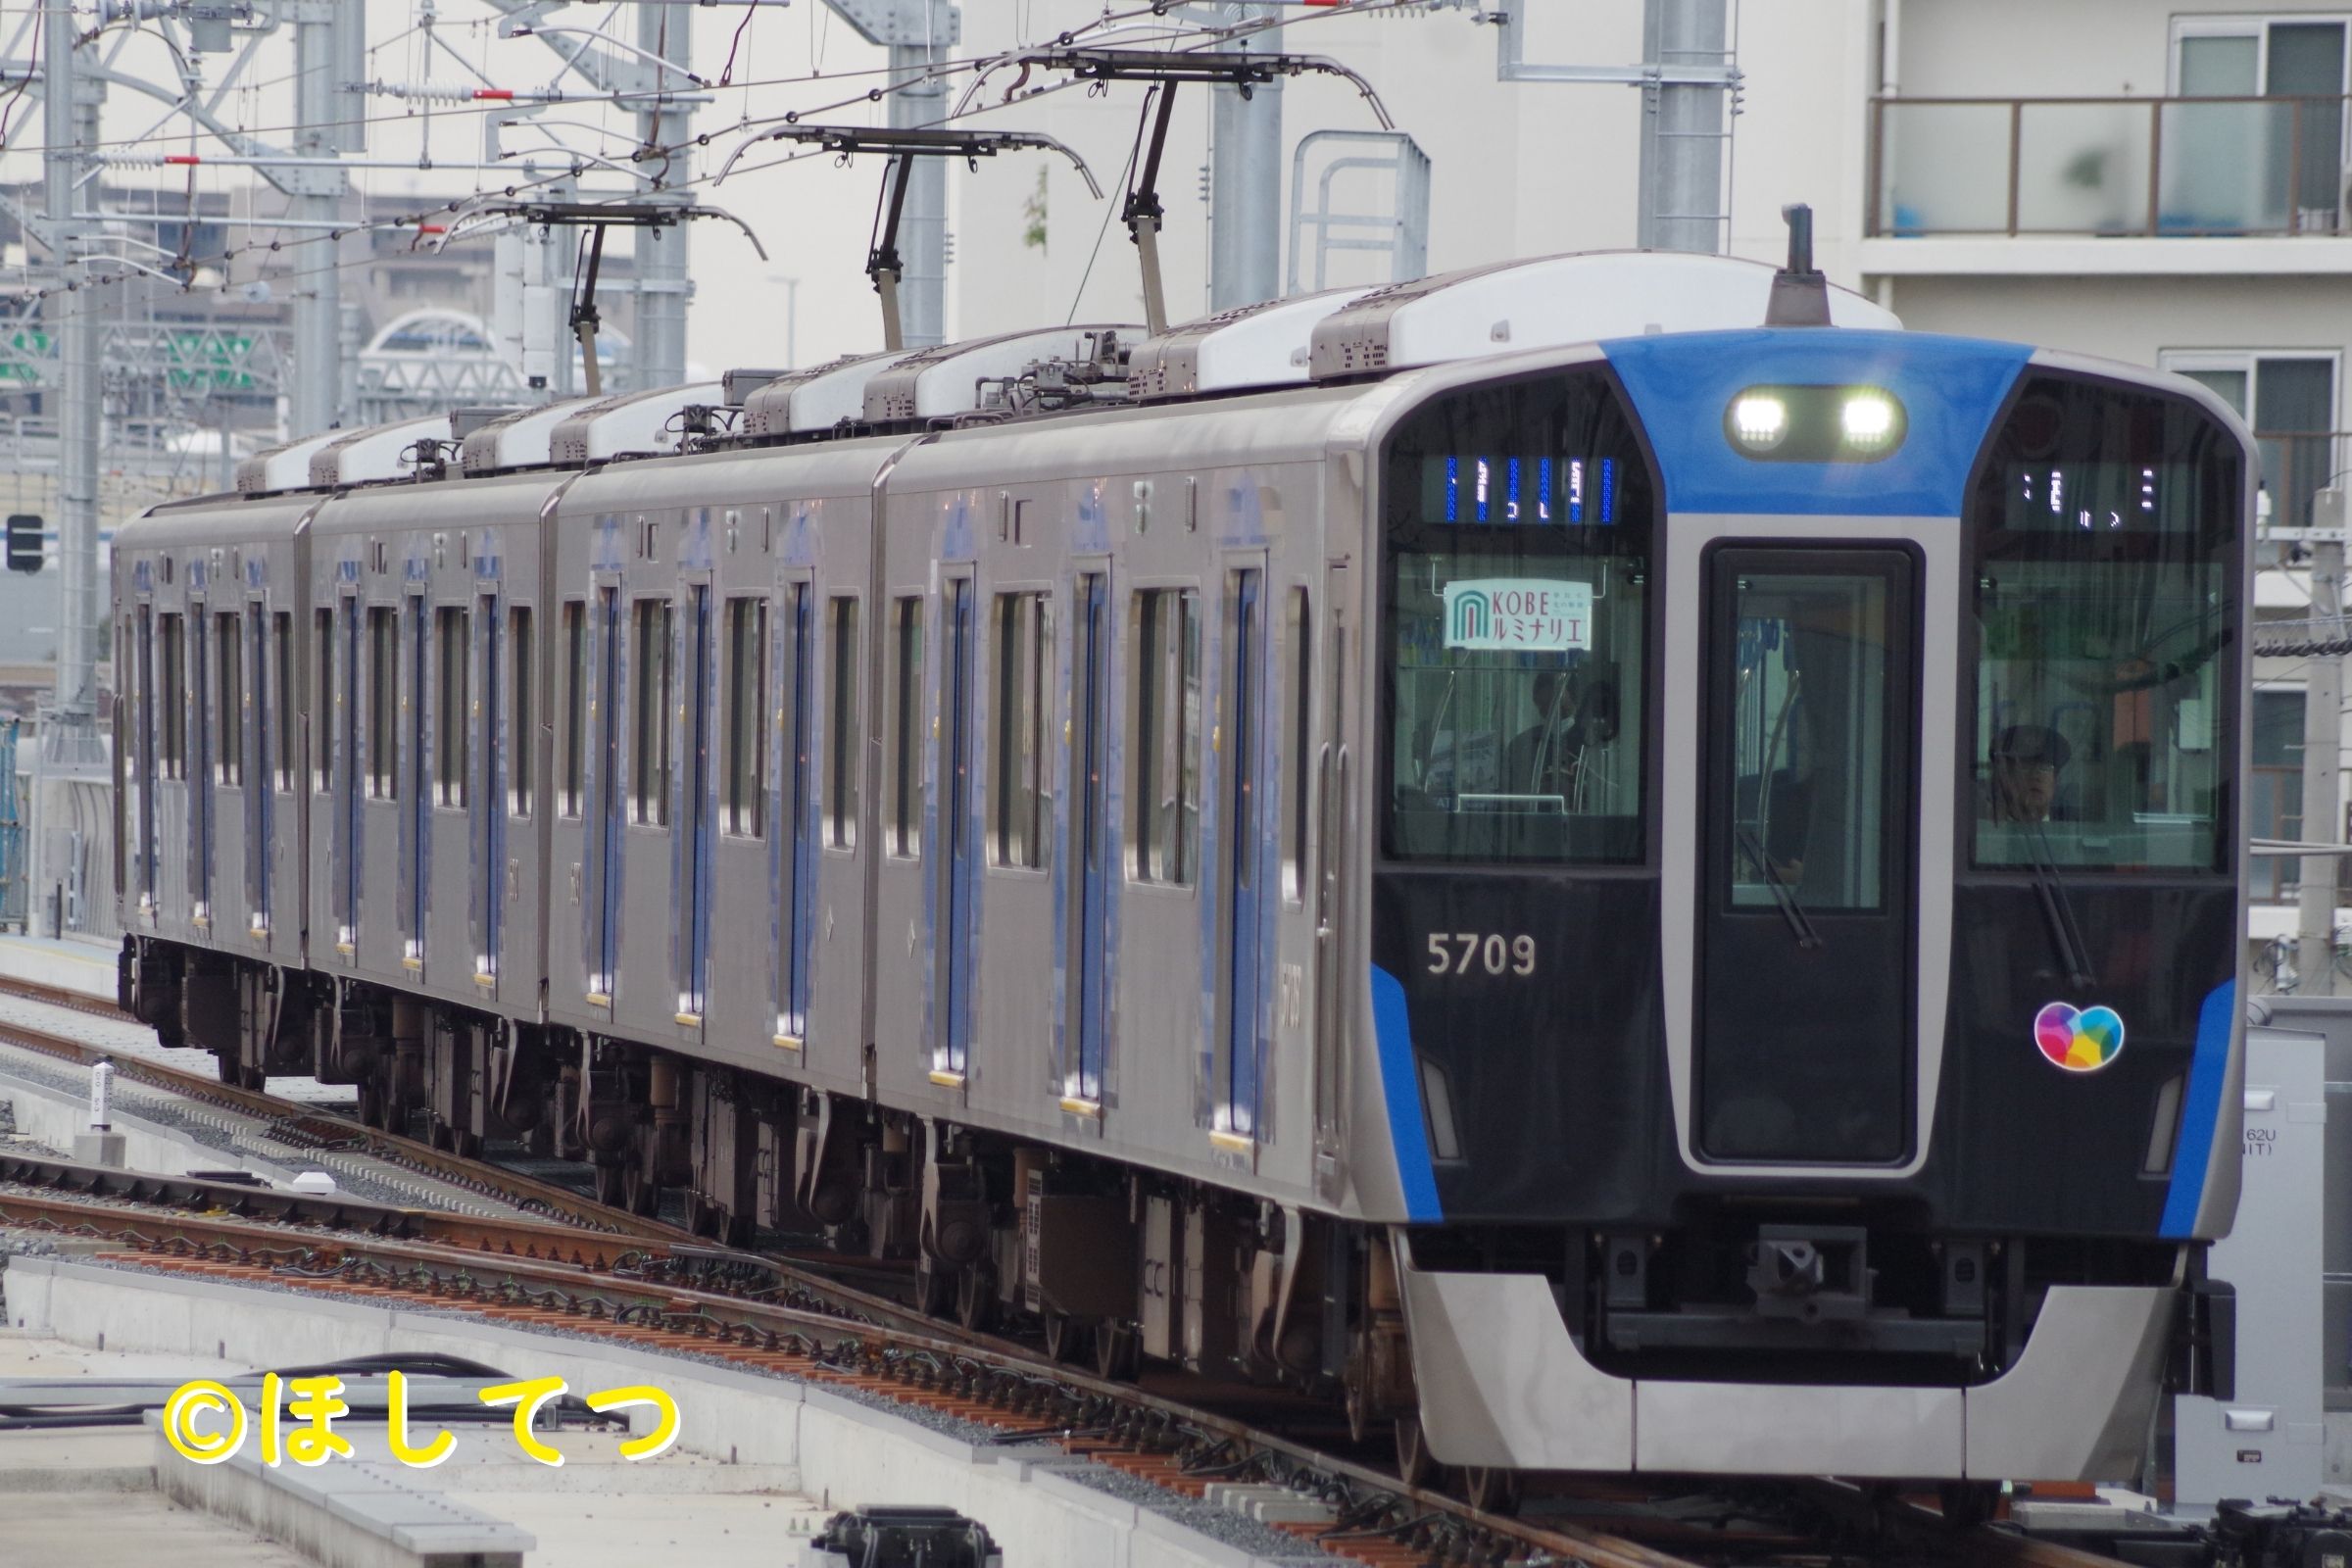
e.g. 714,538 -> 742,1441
631,595 -> 674,828
510,605 -> 534,817
1127,584 -> 1202,887
366,605 -> 399,801
988,589 -> 1050,869
561,599 -> 587,819
434,603 -> 469,808
828,595 -> 862,851
723,595 -> 768,839
214,608 -> 243,787
887,593 -> 925,858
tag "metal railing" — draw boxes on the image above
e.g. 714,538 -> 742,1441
1870,92 -> 2352,237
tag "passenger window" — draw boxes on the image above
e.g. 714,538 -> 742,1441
1283,587 -> 1311,902
273,612 -> 294,792
159,613 -> 184,780
215,611 -> 242,786
632,597 -> 672,826
561,600 -> 586,818
314,609 -> 333,793
828,596 -> 861,849
888,596 -> 923,857
724,596 -> 767,837
990,591 -> 1050,867
435,605 -> 468,808
368,606 -> 398,800
510,607 -> 533,816
1129,587 -> 1200,885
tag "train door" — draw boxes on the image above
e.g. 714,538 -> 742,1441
247,598 -> 270,936
189,594 -> 214,928
774,580 -> 815,1047
335,593 -> 361,953
677,582 -> 713,1022
1311,564 -> 1350,1180
135,604 -> 157,917
1696,546 -> 1920,1163
474,589 -> 504,987
935,575 -> 977,1081
1217,565 -> 1268,1143
586,583 -> 624,1003
1070,568 -> 1110,1103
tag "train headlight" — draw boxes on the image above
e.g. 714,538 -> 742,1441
1841,392 -> 1898,451
1730,394 -> 1788,452
1722,385 -> 1907,463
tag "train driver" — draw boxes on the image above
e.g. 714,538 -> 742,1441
1985,723 -> 2070,824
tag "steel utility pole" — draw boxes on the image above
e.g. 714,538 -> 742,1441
2297,491 -> 2350,993
42,0 -> 98,740
1209,3 -> 1284,311
1636,0 -> 1732,253
290,0 -> 358,435
634,3 -> 694,388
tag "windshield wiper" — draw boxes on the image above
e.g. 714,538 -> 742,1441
2020,818 -> 2098,990
1737,826 -> 1822,950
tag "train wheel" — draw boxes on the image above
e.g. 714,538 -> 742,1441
1042,1310 -> 1091,1366
620,1161 -> 662,1219
1460,1465 -> 1522,1517
1093,1322 -> 1140,1383
592,1160 -> 626,1208
1394,1414 -> 1434,1490
1937,1481 -> 1999,1529
955,1264 -> 996,1333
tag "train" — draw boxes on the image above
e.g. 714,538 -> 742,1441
110,236 -> 2250,1502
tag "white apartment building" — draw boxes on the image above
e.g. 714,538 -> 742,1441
952,0 -> 2352,969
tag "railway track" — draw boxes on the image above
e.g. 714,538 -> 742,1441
0,972 -> 2152,1568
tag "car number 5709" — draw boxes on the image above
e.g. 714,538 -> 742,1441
1426,933 -> 1537,977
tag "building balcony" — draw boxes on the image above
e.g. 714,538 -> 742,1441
1862,94 -> 2352,277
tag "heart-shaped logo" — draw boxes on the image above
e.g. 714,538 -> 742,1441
2034,1002 -> 2125,1073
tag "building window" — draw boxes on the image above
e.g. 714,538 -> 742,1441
2251,687 -> 2307,904
2162,350 -> 2342,531
215,611 -> 243,786
435,605 -> 468,807
2170,19 -> 2350,233
888,595 -> 923,857
632,597 -> 672,826
724,597 -> 767,837
991,591 -> 1049,867
1129,587 -> 1201,884
828,596 -> 861,849
368,606 -> 398,800
510,607 -> 533,815
561,600 -> 586,818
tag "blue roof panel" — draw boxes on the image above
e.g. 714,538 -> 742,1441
1601,328 -> 2033,516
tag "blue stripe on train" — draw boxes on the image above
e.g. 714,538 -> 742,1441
2160,978 -> 2238,1240
1369,964 -> 1444,1223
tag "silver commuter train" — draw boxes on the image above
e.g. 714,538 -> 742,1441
113,246 -> 2251,1493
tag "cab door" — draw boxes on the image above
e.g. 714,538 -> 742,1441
1695,546 -> 1920,1164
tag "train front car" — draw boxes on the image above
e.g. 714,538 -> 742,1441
1368,329 -> 2249,1483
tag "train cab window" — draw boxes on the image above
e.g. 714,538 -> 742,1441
1129,587 -> 1201,885
828,597 -> 861,850
724,596 -> 767,837
215,611 -> 242,786
990,591 -> 1048,867
888,596 -> 923,857
510,607 -> 533,816
1283,587 -> 1311,903
1381,369 -> 1655,863
1967,374 -> 2241,872
561,600 -> 586,818
632,597 -> 673,826
314,611 -> 332,792
435,605 -> 468,808
368,606 -> 398,800
273,612 -> 294,792
158,612 -> 185,780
